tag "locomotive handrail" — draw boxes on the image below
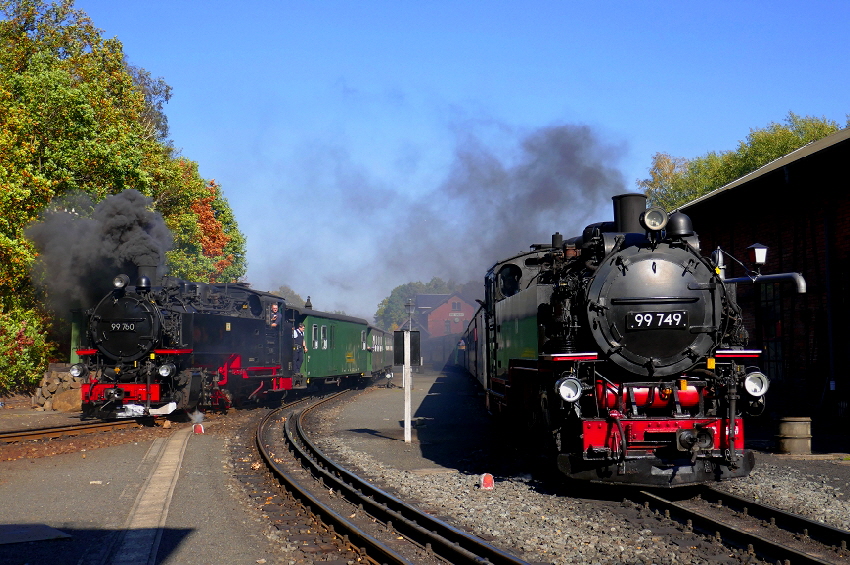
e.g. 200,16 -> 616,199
723,272 -> 806,293
611,296 -> 699,304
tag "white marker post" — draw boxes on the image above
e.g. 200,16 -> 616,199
403,330 -> 412,443
395,300 -> 419,445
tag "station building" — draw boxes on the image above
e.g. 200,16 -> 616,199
403,293 -> 477,367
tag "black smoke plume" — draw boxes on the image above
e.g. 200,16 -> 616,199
281,122 -> 630,317
26,189 -> 173,316
385,124 -> 628,282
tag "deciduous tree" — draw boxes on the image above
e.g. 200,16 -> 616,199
0,0 -> 247,392
639,112 -> 848,210
272,284 -> 307,307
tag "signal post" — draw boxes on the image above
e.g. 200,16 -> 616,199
394,329 -> 420,443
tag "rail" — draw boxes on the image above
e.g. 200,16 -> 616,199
258,391 -> 529,565
633,487 -> 849,564
0,419 -> 153,443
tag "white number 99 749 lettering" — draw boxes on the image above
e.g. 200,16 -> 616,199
627,311 -> 687,330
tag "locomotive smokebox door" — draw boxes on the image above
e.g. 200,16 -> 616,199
585,244 -> 720,377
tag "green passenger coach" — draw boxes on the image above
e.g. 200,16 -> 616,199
296,311 -> 392,388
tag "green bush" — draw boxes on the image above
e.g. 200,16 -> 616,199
0,304 -> 51,394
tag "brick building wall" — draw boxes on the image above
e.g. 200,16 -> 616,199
424,295 -> 475,338
682,130 -> 850,421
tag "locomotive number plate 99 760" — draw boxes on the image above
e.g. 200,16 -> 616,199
110,322 -> 136,332
626,311 -> 688,330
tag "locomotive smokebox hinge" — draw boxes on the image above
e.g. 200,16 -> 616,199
685,345 -> 700,360
688,282 -> 716,290
615,256 -> 630,274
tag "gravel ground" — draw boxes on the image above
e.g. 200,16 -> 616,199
312,399 -> 746,565
316,439 -> 743,564
713,454 -> 850,531
312,394 -> 850,565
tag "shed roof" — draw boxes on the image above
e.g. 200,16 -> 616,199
680,127 -> 850,210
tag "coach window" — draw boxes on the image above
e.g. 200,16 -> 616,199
321,325 -> 328,350
330,325 -> 336,349
312,324 -> 319,349
361,330 -> 367,350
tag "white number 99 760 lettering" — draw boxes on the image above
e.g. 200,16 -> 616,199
110,322 -> 135,332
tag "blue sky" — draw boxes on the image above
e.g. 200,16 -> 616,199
77,0 -> 849,318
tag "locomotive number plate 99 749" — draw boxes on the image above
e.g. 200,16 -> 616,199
626,311 -> 688,330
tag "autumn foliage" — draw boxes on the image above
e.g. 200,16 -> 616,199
0,0 -> 246,392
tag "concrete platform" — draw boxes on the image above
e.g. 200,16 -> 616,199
0,424 -> 279,565
328,367 -> 502,475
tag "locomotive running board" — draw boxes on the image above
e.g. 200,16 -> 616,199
714,349 -> 762,358
540,353 -> 599,361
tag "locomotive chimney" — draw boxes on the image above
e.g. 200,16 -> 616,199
612,193 -> 647,234
552,232 -> 563,249
135,259 -> 159,287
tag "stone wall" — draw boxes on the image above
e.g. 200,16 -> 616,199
33,363 -> 84,412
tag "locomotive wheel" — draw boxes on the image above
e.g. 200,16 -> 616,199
218,388 -> 234,410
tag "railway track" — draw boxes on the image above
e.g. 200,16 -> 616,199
633,485 -> 850,564
257,391 -> 528,565
0,419 -> 155,443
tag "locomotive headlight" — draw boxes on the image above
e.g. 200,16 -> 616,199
69,363 -> 88,378
555,377 -> 583,403
112,274 -> 130,289
158,363 -> 176,378
743,371 -> 769,397
639,207 -> 669,232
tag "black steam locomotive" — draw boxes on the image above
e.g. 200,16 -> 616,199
463,193 -> 787,487
72,270 -> 392,419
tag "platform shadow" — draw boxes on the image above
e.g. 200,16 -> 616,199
0,525 -> 192,565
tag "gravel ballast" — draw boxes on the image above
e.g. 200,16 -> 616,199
310,375 -> 850,565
